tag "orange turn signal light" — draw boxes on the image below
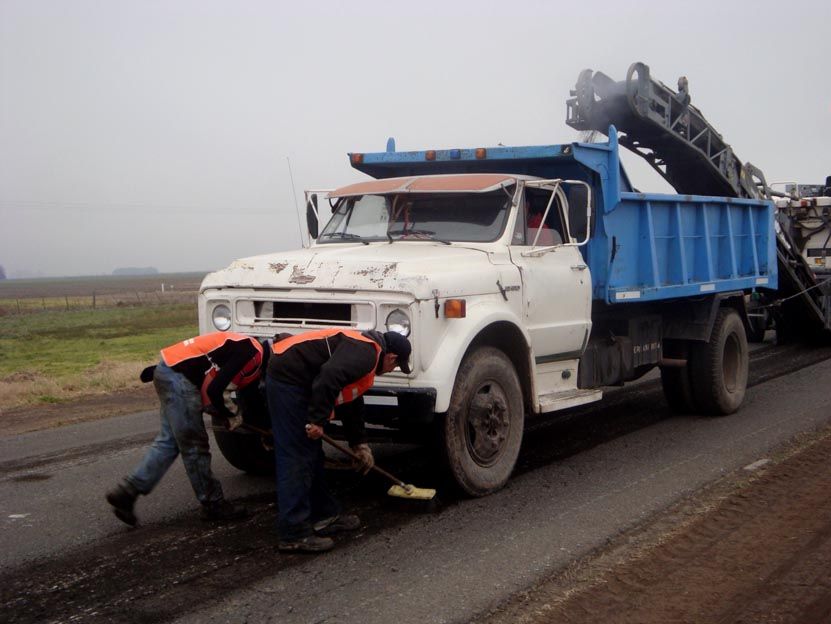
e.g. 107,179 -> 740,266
350,153 -> 364,165
444,299 -> 466,318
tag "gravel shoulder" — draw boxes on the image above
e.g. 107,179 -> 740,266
476,424 -> 831,624
0,386 -> 156,437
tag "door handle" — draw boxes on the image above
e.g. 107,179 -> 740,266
570,264 -> 587,271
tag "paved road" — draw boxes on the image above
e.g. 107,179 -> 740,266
2,342 -> 830,624
0,409 -> 273,566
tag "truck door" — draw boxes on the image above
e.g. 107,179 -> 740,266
508,182 -> 592,361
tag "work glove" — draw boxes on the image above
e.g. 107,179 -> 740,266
350,443 -> 374,475
205,409 -> 243,432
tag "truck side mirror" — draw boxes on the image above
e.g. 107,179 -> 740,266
306,196 -> 319,240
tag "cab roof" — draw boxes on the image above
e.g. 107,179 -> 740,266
328,173 -> 524,198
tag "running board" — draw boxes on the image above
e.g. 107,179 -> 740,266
538,388 -> 603,413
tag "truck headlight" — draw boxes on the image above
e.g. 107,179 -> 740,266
385,309 -> 411,337
211,303 -> 232,331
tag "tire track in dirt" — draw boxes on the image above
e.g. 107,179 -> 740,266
477,428 -> 831,624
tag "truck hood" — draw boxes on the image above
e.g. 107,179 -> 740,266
201,243 -> 511,299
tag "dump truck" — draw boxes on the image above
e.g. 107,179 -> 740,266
198,62 -> 829,496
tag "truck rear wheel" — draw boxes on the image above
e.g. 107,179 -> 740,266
746,300 -> 769,343
441,347 -> 524,496
689,308 -> 749,415
213,429 -> 274,476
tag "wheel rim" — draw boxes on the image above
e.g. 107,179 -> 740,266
464,381 -> 511,467
723,332 -> 741,392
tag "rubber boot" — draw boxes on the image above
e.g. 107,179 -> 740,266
106,481 -> 139,527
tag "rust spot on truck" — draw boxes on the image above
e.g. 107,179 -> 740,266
229,261 -> 255,270
269,262 -> 288,273
353,263 -> 398,287
289,266 -> 316,284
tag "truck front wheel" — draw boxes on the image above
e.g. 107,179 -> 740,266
213,429 -> 274,476
441,347 -> 524,496
689,308 -> 749,415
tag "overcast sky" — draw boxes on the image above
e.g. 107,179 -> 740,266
1,0 -> 829,277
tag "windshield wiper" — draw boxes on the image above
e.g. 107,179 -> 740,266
387,229 -> 452,245
322,232 -> 370,245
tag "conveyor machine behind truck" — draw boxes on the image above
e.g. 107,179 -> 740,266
566,61 -> 831,341
199,72 -> 778,496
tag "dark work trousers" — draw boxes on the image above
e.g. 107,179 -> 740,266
266,377 -> 339,540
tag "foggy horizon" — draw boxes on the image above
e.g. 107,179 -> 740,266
2,0 -> 829,279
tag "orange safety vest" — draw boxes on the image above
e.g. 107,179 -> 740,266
161,332 -> 264,406
272,329 -> 381,405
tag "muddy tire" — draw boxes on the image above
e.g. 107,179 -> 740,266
689,308 -> 749,415
746,306 -> 768,343
441,347 -> 524,496
213,429 -> 274,475
212,384 -> 274,475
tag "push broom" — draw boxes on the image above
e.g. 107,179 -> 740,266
219,418 -> 436,502
319,432 -> 436,501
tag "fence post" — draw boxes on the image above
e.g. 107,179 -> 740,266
65,295 -> 69,310
16,299 -> 21,314
92,291 -> 96,310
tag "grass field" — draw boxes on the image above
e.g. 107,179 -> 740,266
0,274 -> 205,410
0,272 -> 205,314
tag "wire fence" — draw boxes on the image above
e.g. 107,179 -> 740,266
0,289 -> 198,315
0,273 -> 207,316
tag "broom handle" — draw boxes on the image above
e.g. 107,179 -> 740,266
233,422 -> 407,488
320,433 -> 406,487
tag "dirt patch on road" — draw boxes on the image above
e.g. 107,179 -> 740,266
0,386 -> 156,437
478,427 -> 831,624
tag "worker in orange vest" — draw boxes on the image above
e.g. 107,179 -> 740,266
105,332 -> 268,526
266,329 -> 411,553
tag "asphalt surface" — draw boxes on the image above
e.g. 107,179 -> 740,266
2,341 -> 831,624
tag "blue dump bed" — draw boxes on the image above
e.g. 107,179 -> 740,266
350,127 -> 777,303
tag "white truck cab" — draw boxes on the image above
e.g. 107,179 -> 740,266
200,172 -> 595,494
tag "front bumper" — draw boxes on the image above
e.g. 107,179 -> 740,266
363,386 -> 438,427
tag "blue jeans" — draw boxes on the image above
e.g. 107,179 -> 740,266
126,361 -> 223,505
266,377 -> 339,540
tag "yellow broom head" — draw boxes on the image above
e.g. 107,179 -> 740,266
387,483 -> 436,500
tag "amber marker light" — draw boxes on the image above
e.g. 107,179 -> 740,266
425,150 -> 436,161
350,153 -> 364,165
444,299 -> 466,318
475,148 -> 487,159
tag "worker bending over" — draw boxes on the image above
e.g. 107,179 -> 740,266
267,329 -> 412,553
106,331 -> 268,526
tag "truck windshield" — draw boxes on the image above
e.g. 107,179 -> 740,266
318,189 -> 513,244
